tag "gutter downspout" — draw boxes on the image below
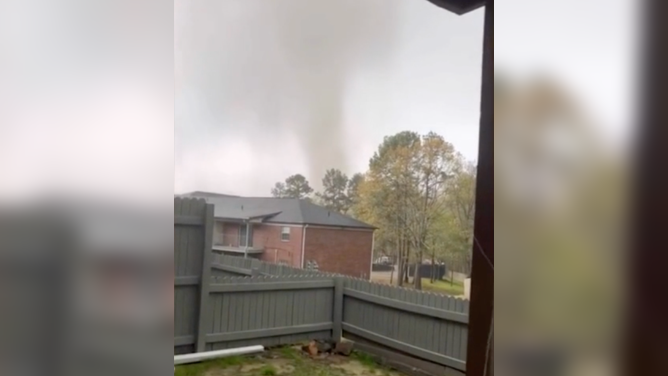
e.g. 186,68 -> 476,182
300,224 -> 308,268
369,230 -> 375,279
244,219 -> 250,259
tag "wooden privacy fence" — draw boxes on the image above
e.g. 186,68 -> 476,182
341,277 -> 468,372
174,197 -> 469,373
204,275 -> 336,351
174,197 -> 214,355
210,252 -> 326,278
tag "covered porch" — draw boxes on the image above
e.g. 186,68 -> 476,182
212,217 -> 269,255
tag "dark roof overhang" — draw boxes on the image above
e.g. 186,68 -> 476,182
215,211 -> 282,223
424,0 -> 485,15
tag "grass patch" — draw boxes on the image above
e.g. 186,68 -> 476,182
174,355 -> 245,376
259,365 -> 277,376
277,346 -> 301,360
174,347 -> 399,376
351,351 -> 378,369
421,278 -> 465,296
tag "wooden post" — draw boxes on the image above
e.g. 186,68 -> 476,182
332,277 -> 344,342
625,0 -> 668,373
465,1 -> 494,375
196,203 -> 215,353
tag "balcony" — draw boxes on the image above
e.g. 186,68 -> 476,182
212,233 -> 266,255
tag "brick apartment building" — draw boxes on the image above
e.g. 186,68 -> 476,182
180,191 -> 376,279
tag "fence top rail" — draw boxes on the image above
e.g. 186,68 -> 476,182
210,278 -> 336,293
211,254 -> 347,279
212,255 -> 469,313
343,275 -> 469,301
211,274 -> 337,283
343,287 -> 469,324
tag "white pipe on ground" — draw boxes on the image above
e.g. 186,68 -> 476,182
174,345 -> 265,366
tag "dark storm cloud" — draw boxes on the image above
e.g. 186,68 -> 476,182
175,0 -> 398,187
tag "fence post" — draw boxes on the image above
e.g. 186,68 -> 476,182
332,277 -> 344,343
196,203 -> 215,353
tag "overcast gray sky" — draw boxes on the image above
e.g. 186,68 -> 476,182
0,0 -> 635,203
175,0 -> 485,196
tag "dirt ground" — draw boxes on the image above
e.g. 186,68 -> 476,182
175,346 -> 405,376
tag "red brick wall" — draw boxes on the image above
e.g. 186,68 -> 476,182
303,227 -> 374,279
215,222 -> 373,275
216,223 -> 304,267
255,224 -> 303,268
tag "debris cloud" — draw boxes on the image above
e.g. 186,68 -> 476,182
176,0 -> 398,184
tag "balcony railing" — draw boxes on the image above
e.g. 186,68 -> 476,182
213,233 -> 267,250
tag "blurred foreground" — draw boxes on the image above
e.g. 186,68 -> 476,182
495,73 -> 630,376
0,0 -> 173,373
0,197 -> 173,376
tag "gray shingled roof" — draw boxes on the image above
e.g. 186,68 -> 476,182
179,191 -> 376,229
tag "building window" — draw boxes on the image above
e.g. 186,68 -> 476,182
281,227 -> 290,241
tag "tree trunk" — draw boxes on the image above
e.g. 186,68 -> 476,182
397,241 -> 405,287
413,250 -> 423,290
403,258 -> 409,284
430,254 -> 436,283
413,260 -> 422,290
391,239 -> 398,285
403,240 -> 410,284
399,230 -> 409,286
397,259 -> 404,286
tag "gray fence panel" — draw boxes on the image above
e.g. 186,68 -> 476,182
174,197 -> 211,355
204,276 -> 335,351
341,278 -> 469,372
211,263 -> 254,278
